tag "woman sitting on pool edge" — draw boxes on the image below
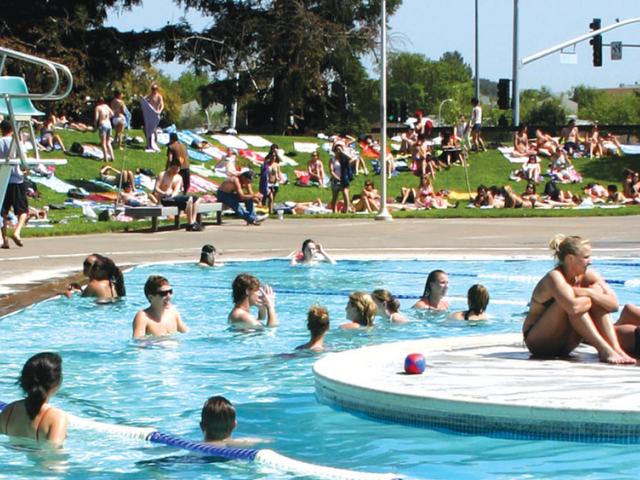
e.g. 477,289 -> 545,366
449,284 -> 490,321
228,273 -> 278,329
296,305 -> 330,351
413,269 -> 449,311
290,239 -> 336,265
371,289 -> 409,323
522,234 -> 634,364
0,352 -> 67,447
341,291 -> 377,330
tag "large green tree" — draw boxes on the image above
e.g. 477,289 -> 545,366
179,0 -> 402,132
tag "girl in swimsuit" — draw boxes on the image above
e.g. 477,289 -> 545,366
82,255 -> 126,301
449,284 -> 490,321
341,291 -> 377,330
413,269 -> 449,311
371,289 -> 409,323
0,352 -> 67,447
522,234 -> 635,364
290,239 -> 335,265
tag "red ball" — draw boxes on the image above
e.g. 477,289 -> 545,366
404,353 -> 426,374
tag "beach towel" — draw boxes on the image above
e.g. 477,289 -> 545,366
277,149 -> 298,167
183,130 -> 208,144
141,97 -> 161,149
621,144 -> 640,155
211,134 -> 248,150
358,141 -> 380,159
239,135 -> 272,148
29,175 -> 75,193
156,132 -> 170,146
78,144 -> 104,160
190,164 -> 215,178
498,146 -> 527,164
188,174 -> 219,193
239,149 -> 265,166
293,142 -> 319,153
203,146 -> 226,160
135,174 -> 156,191
321,142 -> 332,152
187,148 -> 213,162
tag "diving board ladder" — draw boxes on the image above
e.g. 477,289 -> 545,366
0,46 -> 73,203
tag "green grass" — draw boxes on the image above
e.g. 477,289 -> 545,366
16,129 -> 640,237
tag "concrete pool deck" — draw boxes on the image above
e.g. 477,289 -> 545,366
1,215 -> 639,315
314,334 -> 640,442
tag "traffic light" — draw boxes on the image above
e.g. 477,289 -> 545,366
387,101 -> 398,122
497,78 -> 511,110
589,18 -> 602,67
400,102 -> 409,123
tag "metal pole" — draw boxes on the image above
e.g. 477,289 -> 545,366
512,0 -> 520,127
376,0 -> 392,221
474,0 -> 480,99
230,72 -> 239,131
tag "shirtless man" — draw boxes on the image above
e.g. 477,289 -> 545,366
155,159 -> 202,230
110,90 -> 127,150
145,83 -> 164,152
216,170 -> 266,225
560,119 -> 580,156
228,273 -> 278,329
94,98 -> 114,162
166,132 -> 190,193
132,275 -> 189,338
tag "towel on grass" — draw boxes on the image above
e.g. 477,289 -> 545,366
187,148 -> 213,162
211,134 -> 249,150
30,175 -> 76,193
293,142 -> 319,153
188,174 -> 219,193
203,146 -> 226,160
498,146 -> 527,164
239,135 -> 272,148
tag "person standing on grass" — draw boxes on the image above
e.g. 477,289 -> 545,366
1,120 -> 28,248
468,98 -> 486,153
94,97 -> 115,162
166,132 -> 190,194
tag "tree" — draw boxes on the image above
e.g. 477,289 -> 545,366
178,0 -> 403,132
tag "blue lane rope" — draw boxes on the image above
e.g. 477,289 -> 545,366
146,431 -> 258,461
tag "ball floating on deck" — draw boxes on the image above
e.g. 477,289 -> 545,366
404,353 -> 426,374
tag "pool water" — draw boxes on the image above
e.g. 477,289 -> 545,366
1,258 -> 639,479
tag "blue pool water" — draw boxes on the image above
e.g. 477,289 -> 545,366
1,258 -> 639,479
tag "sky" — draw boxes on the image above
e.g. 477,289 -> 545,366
106,0 -> 640,93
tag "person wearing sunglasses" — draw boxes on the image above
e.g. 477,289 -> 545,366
132,275 -> 189,338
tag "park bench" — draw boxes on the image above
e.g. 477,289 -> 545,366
124,202 -> 223,232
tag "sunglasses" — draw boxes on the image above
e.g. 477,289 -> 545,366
155,289 -> 173,297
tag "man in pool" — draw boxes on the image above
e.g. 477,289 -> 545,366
200,396 -> 264,446
228,273 -> 278,329
132,275 -> 189,338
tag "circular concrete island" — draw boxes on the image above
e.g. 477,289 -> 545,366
313,334 -> 640,442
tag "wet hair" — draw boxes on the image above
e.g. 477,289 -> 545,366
1,119 -> 12,135
90,255 -> 126,296
144,275 -> 170,300
200,396 -> 236,442
466,284 -> 490,316
232,273 -> 260,304
301,239 -> 315,258
307,305 -> 330,338
549,234 -> 590,265
422,269 -> 447,298
83,253 -> 101,276
371,289 -> 401,314
200,244 -> 217,266
19,352 -> 62,420
348,291 -> 377,327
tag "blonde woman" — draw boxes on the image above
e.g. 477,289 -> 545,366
522,234 -> 634,364
341,291 -> 377,330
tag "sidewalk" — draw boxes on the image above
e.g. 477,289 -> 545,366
1,216 -> 639,314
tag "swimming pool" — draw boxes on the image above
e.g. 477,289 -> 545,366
1,258 -> 639,479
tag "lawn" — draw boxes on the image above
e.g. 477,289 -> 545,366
16,129 -> 640,237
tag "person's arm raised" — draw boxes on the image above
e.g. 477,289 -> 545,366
259,285 -> 278,327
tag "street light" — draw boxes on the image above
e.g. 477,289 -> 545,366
438,98 -> 453,126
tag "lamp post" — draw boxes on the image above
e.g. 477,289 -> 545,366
474,0 -> 480,99
438,98 -> 453,126
375,0 -> 392,221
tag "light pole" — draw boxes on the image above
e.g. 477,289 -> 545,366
438,98 -> 453,126
474,0 -> 480,99
375,0 -> 392,221
512,0 -> 520,127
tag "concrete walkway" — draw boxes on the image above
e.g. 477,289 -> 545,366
1,216 -> 639,314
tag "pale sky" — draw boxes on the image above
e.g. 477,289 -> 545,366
106,0 -> 640,93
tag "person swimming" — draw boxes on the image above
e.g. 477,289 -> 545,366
341,292 -> 377,330
198,244 -> 222,267
0,352 -> 67,447
290,239 -> 336,265
413,269 -> 449,311
522,234 -> 634,365
296,305 -> 330,351
228,273 -> 278,329
449,284 -> 490,321
371,289 -> 409,323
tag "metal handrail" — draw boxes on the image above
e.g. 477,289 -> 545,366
0,46 -> 74,101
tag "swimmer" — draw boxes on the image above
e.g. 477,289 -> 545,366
413,270 -> 449,311
449,284 -> 490,321
341,291 -> 377,330
132,275 -> 189,338
198,244 -> 222,267
200,396 -> 265,446
614,304 -> 640,358
522,234 -> 635,365
296,305 -> 330,351
290,239 -> 336,265
65,253 -> 100,297
371,289 -> 409,323
228,274 -> 278,329
82,254 -> 126,301
0,352 -> 67,447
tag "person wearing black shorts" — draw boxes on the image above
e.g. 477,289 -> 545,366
1,120 -> 28,248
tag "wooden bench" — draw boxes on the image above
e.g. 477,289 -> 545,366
125,203 -> 222,232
